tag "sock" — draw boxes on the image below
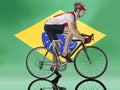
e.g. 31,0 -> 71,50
51,70 -> 62,85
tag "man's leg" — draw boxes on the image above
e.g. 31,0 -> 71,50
51,34 -> 60,71
60,27 -> 74,62
50,42 -> 60,71
62,32 -> 73,56
62,26 -> 73,55
51,70 -> 62,85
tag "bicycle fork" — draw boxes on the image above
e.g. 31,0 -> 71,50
82,45 -> 92,64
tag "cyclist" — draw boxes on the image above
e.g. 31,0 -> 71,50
44,2 -> 87,84
44,2 -> 86,63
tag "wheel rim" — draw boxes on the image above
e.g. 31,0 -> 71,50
26,47 -> 57,78
74,46 -> 108,78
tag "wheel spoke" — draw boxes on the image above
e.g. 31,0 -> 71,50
26,47 -> 57,78
74,46 -> 107,78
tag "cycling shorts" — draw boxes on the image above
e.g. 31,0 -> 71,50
44,24 -> 65,42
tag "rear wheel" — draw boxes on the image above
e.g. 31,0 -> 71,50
26,47 -> 57,78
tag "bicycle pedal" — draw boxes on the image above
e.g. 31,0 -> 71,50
57,64 -> 67,72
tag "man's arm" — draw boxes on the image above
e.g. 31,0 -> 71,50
68,21 -> 85,42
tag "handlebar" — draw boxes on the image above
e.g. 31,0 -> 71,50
81,33 -> 94,43
81,33 -> 94,38
72,33 -> 94,44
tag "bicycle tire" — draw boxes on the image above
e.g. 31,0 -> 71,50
26,46 -> 57,78
75,79 -> 107,90
28,78 -> 58,90
74,46 -> 108,78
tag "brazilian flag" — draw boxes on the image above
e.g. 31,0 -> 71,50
0,0 -> 120,90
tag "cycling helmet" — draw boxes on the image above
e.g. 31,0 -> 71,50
74,2 -> 86,11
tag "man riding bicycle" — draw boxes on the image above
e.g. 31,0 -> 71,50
44,2 -> 87,84
44,2 -> 86,62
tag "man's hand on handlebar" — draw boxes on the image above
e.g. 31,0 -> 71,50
80,33 -> 94,43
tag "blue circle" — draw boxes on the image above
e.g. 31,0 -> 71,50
42,32 -> 77,55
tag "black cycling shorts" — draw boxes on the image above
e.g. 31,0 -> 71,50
44,25 -> 65,42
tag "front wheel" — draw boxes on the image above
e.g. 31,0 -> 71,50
74,46 -> 108,78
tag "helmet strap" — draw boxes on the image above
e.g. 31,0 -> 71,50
78,9 -> 82,18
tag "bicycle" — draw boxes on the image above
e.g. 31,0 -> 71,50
26,33 -> 108,79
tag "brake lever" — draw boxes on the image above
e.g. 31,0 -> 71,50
91,33 -> 94,41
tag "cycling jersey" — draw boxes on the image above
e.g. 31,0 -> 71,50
44,12 -> 77,42
45,12 -> 77,26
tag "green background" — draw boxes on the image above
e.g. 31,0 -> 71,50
0,0 -> 120,89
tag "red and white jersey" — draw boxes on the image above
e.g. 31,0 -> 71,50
45,12 -> 77,27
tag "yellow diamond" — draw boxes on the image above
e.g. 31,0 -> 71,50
15,10 -> 106,60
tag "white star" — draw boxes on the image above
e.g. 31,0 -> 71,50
45,34 -> 47,36
46,41 -> 49,43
